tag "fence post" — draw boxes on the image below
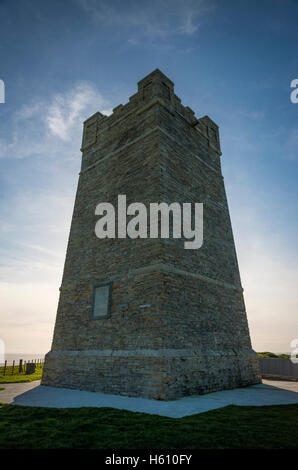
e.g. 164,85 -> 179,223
3,360 -> 7,376
19,359 -> 23,373
12,360 -> 15,375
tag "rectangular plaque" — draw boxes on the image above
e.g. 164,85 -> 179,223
91,282 -> 112,318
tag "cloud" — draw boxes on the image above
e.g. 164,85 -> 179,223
0,81 -> 112,160
0,81 -> 113,353
0,189 -> 73,283
77,0 -> 213,39
47,83 -> 112,142
0,80 -> 113,283
178,9 -> 200,35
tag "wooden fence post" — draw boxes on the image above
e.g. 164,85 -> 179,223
12,360 -> 15,375
3,360 -> 7,376
19,359 -> 23,373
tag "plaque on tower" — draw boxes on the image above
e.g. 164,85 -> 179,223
91,282 -> 112,319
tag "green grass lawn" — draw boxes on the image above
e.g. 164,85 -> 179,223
0,403 -> 297,449
0,365 -> 43,384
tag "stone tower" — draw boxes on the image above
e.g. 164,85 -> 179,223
42,69 -> 261,399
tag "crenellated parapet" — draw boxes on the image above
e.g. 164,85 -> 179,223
81,69 -> 221,158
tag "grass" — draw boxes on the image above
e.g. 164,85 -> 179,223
257,352 -> 290,359
0,388 -> 4,391
0,403 -> 297,449
0,365 -> 43,384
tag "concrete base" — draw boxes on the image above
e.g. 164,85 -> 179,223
41,348 -> 261,400
1,380 -> 297,417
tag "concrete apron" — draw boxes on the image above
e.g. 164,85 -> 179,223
0,379 -> 297,418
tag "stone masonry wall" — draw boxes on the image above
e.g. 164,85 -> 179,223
42,69 -> 261,398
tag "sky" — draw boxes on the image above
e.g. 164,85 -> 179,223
0,0 -> 297,355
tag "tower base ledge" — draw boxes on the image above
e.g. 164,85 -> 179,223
42,348 -> 261,400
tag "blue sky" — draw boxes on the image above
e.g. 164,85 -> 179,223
0,0 -> 297,354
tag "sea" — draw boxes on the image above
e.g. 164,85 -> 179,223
0,353 -> 45,366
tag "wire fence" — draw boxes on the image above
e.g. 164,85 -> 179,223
0,358 -> 44,376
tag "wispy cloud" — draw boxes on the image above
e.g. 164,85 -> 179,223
0,80 -> 112,282
0,81 -> 113,353
0,81 -> 112,160
47,83 -> 112,142
77,0 -> 214,40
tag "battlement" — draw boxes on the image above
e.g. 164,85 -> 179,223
81,69 -> 221,156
